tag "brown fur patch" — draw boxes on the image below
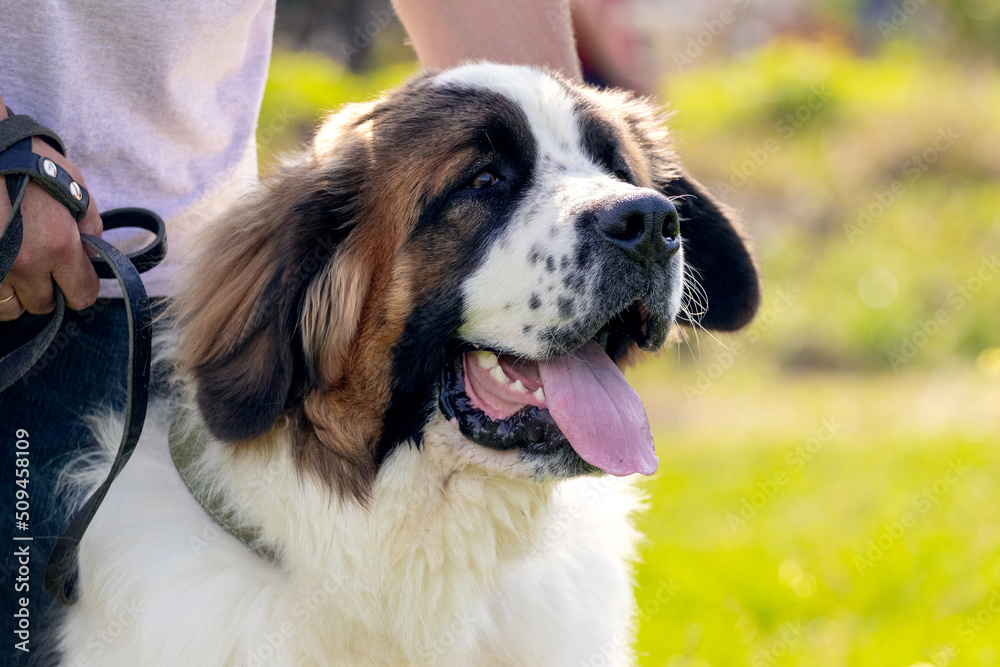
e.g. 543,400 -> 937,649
171,67 -> 757,501
170,74 -> 541,499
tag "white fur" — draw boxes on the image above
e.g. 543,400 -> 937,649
435,64 -> 585,168
58,64 -> 658,666
58,404 -> 643,666
442,64 -> 684,356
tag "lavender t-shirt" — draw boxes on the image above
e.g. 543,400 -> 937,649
0,0 -> 276,296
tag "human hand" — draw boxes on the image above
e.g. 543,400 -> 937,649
0,105 -> 103,321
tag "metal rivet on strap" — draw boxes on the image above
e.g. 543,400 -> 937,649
42,159 -> 57,178
70,182 -> 83,200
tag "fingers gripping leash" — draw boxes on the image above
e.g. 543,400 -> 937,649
0,107 -> 166,603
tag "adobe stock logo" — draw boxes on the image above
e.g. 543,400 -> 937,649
844,126 -> 959,243
339,4 -> 396,63
877,0 -> 930,38
853,459 -> 969,574
683,288 -> 798,400
713,85 -> 831,197
727,417 -> 842,532
887,255 -> 999,371
672,0 -> 752,71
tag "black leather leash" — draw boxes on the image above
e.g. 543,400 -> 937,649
0,108 -> 166,603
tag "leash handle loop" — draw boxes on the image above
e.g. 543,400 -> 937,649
0,209 -> 165,392
0,108 -> 166,603
93,208 -> 168,278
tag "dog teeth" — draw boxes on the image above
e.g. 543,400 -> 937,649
475,350 -> 499,369
475,352 -> 539,400
489,365 -> 509,383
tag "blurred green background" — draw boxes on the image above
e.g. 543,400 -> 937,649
264,2 -> 999,664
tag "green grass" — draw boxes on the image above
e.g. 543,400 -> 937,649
662,40 -> 1000,372
260,41 -> 1000,372
629,360 -> 1000,666
257,39 -> 1000,665
257,50 -> 416,168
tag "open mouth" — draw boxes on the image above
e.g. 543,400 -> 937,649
439,300 -> 661,477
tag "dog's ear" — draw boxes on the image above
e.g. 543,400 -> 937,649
660,172 -> 760,331
174,149 -> 367,444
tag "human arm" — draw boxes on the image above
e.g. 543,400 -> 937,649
391,0 -> 582,81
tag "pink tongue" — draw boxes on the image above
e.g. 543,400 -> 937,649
537,341 -> 658,477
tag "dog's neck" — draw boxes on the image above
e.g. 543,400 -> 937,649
179,403 -> 557,593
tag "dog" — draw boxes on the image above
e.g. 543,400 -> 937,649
56,63 -> 759,666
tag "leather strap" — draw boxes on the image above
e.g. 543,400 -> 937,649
43,232 -> 155,603
0,137 -> 65,391
0,138 -> 31,298
168,412 -> 279,564
0,148 -> 90,218
0,110 -> 167,603
0,109 -> 65,154
94,208 -> 168,278
0,208 -> 164,393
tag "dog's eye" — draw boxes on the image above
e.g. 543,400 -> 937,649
613,168 -> 632,183
466,170 -> 502,189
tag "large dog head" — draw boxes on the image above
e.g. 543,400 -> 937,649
174,63 -> 759,499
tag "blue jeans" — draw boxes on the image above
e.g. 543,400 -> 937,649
0,298 -> 166,663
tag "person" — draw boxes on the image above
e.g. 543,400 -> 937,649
572,0 -> 654,94
0,0 -> 584,657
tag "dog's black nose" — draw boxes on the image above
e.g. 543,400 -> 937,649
594,192 -> 680,261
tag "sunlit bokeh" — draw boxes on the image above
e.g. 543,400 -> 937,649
262,2 -> 1000,663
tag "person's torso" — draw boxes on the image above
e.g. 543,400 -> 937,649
0,0 -> 276,296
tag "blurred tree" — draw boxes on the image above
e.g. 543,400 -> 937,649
275,0 -> 412,71
820,0 -> 999,59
